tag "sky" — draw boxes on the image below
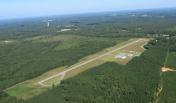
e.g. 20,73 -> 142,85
0,0 -> 176,19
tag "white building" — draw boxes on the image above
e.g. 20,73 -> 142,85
115,53 -> 128,59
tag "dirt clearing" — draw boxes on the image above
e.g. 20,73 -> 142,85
161,67 -> 176,72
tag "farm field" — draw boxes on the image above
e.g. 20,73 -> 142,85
5,38 -> 149,99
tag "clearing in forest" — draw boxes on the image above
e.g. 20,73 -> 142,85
5,38 -> 150,99
161,67 -> 176,72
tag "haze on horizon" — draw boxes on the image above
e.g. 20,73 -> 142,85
1,0 -> 176,20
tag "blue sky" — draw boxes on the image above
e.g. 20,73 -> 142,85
0,0 -> 176,19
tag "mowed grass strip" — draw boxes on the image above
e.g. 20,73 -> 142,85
65,38 -> 150,79
5,67 -> 66,99
42,75 -> 63,86
100,38 -> 150,64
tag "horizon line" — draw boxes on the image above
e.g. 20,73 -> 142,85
0,7 -> 175,21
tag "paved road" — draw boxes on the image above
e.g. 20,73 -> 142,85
38,39 -> 144,86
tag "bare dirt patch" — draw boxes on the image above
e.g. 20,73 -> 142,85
161,67 -> 176,72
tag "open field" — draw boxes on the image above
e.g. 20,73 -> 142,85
161,67 -> 176,72
100,39 -> 148,64
5,66 -> 66,99
64,38 -> 149,79
5,38 -> 150,99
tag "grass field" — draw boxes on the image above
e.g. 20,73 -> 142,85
5,66 -> 66,99
100,39 -> 148,64
65,38 -> 149,79
5,38 -> 150,99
